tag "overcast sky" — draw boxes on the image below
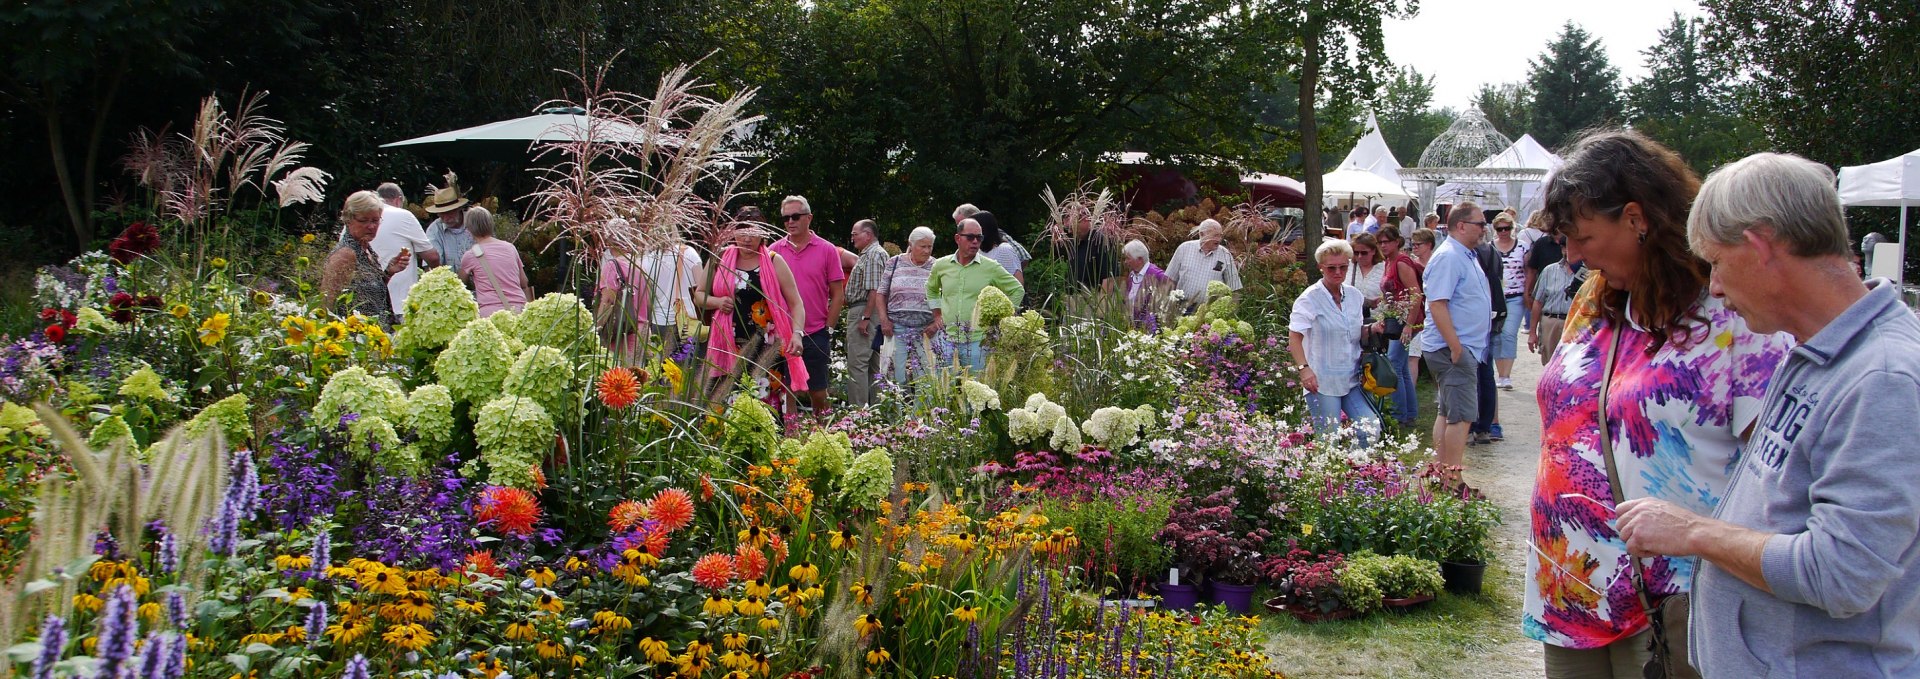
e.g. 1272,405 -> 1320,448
1382,0 -> 1702,110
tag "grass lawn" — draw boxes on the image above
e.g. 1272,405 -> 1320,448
1259,561 -> 1524,677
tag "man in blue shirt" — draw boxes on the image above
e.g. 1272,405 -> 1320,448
1416,201 -> 1491,475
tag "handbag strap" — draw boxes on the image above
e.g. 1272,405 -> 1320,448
471,244 -> 514,311
1595,327 -> 1663,621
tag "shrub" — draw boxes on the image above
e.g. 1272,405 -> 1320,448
1347,552 -> 1444,600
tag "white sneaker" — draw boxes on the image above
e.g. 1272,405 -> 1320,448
1497,377 -> 1514,390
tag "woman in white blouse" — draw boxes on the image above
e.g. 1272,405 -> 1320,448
1344,232 -> 1385,309
1289,239 -> 1378,447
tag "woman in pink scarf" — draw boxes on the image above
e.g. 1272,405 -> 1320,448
694,208 -> 808,402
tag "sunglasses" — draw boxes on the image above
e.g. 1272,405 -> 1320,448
1460,220 -> 1487,227
1356,250 -> 1376,256
1496,225 -> 1513,231
957,233 -> 983,241
781,213 -> 809,223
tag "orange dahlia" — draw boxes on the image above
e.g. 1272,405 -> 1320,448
641,526 -> 670,557
608,500 -> 649,532
734,546 -> 769,582
690,553 -> 735,591
475,486 -> 542,537
465,550 -> 505,578
648,488 -> 696,533
596,367 -> 641,409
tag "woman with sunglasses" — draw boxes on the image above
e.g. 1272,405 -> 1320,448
695,206 -> 809,408
1344,232 -> 1385,309
1370,225 -> 1424,426
1290,238 -> 1378,447
1491,213 -> 1530,389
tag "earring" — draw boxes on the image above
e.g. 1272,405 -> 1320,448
1637,231 -> 1647,244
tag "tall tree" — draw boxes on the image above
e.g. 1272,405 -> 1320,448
1625,13 -> 1765,175
1700,0 -> 1920,168
1525,22 -> 1623,149
1377,66 -> 1453,164
1470,81 -> 1533,141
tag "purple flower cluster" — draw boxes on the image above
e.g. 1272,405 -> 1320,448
304,603 -> 328,648
136,631 -> 185,679
207,450 -> 260,556
346,454 -> 475,570
30,614 -> 66,679
94,585 -> 139,679
0,334 -> 70,402
260,433 -> 343,530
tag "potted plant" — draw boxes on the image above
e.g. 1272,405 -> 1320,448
1157,488 -> 1270,613
1259,546 -> 1366,623
1348,553 -> 1445,610
1433,493 -> 1501,595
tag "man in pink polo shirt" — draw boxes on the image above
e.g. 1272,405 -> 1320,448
769,195 -> 847,415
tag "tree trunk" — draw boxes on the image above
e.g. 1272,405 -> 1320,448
1299,15 -> 1323,281
82,60 -> 130,246
47,111 -> 90,249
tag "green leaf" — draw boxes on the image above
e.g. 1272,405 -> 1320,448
245,642 -> 279,656
6,643 -> 43,664
226,653 -> 252,673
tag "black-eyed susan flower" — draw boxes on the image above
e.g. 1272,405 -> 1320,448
453,599 -> 486,615
758,615 -> 781,632
865,647 -> 891,666
535,639 -> 567,660
702,594 -> 735,617
744,578 -> 770,599
534,593 -> 564,614
849,583 -> 874,606
382,622 -> 433,651
720,650 -> 753,670
951,606 -> 980,623
854,614 -> 882,638
828,530 -> 853,550
722,632 -> 749,650
638,637 -> 672,663
735,596 -> 766,617
788,561 -> 818,584
326,618 -> 369,644
527,567 -> 557,588
592,610 -> 632,635
504,620 -> 538,642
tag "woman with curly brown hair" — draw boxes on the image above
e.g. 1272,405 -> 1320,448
1523,129 -> 1795,678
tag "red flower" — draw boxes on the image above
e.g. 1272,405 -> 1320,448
596,367 -> 641,409
699,474 -> 716,502
608,500 -> 649,532
734,545 -> 769,582
690,553 -> 735,590
474,486 -> 542,537
640,525 -> 670,557
109,309 -> 134,324
647,488 -> 696,533
109,292 -> 135,309
38,308 -> 57,322
137,294 -> 162,309
109,222 -> 161,263
466,550 -> 505,577
58,310 -> 75,328
43,325 -> 65,343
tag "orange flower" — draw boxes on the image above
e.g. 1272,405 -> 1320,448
647,488 -> 696,533
750,300 -> 771,328
608,500 -> 649,532
465,551 -> 504,578
596,367 -> 641,409
641,526 -> 670,557
475,486 -> 542,537
699,474 -> 716,502
690,553 -> 735,591
733,545 -> 769,582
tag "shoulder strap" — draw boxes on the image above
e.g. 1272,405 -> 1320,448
1596,328 -> 1660,612
472,245 -> 513,310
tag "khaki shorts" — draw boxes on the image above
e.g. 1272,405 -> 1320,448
1422,349 -> 1480,423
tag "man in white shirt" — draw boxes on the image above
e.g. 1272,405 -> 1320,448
365,182 -> 438,320
1164,218 -> 1243,310
638,243 -> 702,341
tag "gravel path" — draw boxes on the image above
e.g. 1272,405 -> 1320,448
1460,351 -> 1550,677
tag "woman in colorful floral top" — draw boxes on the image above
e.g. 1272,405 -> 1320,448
1524,129 -> 1793,678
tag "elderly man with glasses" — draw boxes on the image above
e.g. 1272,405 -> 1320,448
925,218 -> 1024,372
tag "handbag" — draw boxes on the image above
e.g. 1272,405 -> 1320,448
869,256 -> 901,353
1595,329 -> 1698,679
1360,350 -> 1397,396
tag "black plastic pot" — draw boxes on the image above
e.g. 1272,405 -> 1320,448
1441,560 -> 1487,595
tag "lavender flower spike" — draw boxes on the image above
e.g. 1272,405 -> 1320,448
309,526 -> 332,569
163,631 -> 187,679
138,631 -> 169,679
156,530 -> 179,575
30,614 -> 67,679
95,584 -> 140,679
305,603 -> 328,648
342,654 -> 371,679
165,591 -> 189,630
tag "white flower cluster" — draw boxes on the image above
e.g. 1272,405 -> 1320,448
1081,404 -> 1156,449
1008,392 -> 1074,449
1110,330 -> 1185,389
960,379 -> 1001,413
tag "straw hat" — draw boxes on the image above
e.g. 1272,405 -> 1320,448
423,171 -> 469,214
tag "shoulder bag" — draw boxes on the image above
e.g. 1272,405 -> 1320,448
1596,328 -> 1698,679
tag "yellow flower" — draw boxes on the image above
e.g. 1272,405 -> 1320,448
702,594 -> 735,617
722,632 -> 749,650
326,618 -> 369,644
527,567 -> 557,588
951,605 -> 980,623
169,304 -> 191,318
322,322 -> 349,342
73,593 -> 104,612
592,610 -> 632,634
382,622 -> 434,651
210,257 -> 228,269
735,596 -> 765,617
504,620 -> 538,641
251,290 -> 272,306
720,650 -> 753,671
788,561 -> 818,584
197,313 -> 231,346
661,359 -> 684,392
452,599 -> 486,615
534,593 -> 564,613
301,234 -> 317,244
849,583 -> 874,607
853,614 -> 882,638
757,615 -> 781,632
282,624 -> 306,645
828,530 -> 852,550
239,632 -> 284,646
638,637 -> 672,663
1302,523 -> 1314,537
535,639 -> 567,660
273,554 -> 313,571
359,567 -> 409,595
865,647 -> 891,666
744,578 -> 770,599
138,602 -> 161,623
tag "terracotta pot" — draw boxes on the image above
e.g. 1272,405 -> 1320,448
1264,597 -> 1360,624
1381,594 -> 1435,612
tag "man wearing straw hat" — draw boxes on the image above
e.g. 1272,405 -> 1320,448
423,172 -> 475,272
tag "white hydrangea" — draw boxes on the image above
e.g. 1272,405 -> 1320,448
1008,407 -> 1043,444
960,379 -> 1001,412
1082,405 -> 1156,449
1049,415 -> 1083,451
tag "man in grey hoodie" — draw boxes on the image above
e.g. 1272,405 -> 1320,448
1617,152 -> 1920,676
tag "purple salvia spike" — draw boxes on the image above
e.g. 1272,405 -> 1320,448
165,591 -> 188,630
138,631 -> 167,679
94,584 -> 140,679
305,602 -> 327,648
309,527 -> 331,570
30,614 -> 67,679
156,531 -> 178,575
162,631 -> 187,679
341,654 -> 371,679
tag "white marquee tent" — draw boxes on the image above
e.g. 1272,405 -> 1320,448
1336,113 -> 1404,187
1838,148 -> 1920,283
1433,134 -> 1562,216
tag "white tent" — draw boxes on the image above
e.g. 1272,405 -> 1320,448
381,107 -> 655,160
1838,149 -> 1920,283
1434,134 -> 1562,216
1322,169 -> 1412,202
1337,113 -> 1404,187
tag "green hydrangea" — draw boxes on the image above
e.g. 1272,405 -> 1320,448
345,415 -> 421,473
314,366 -> 406,426
185,393 -> 252,443
1082,406 -> 1148,449
971,285 -> 1016,331
793,429 -> 854,480
502,345 -> 579,427
118,367 -> 172,403
74,307 -> 117,334
485,310 -> 527,354
405,384 -> 456,455
1205,280 -> 1233,305
1007,393 -> 1069,445
960,379 -> 1001,412
87,415 -> 134,450
1207,318 -> 1232,336
838,447 -> 896,511
722,393 -> 781,463
435,317 -> 516,405
473,395 -> 554,489
0,402 -> 38,431
996,311 -> 1049,353
514,294 -> 596,356
398,267 -> 478,352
